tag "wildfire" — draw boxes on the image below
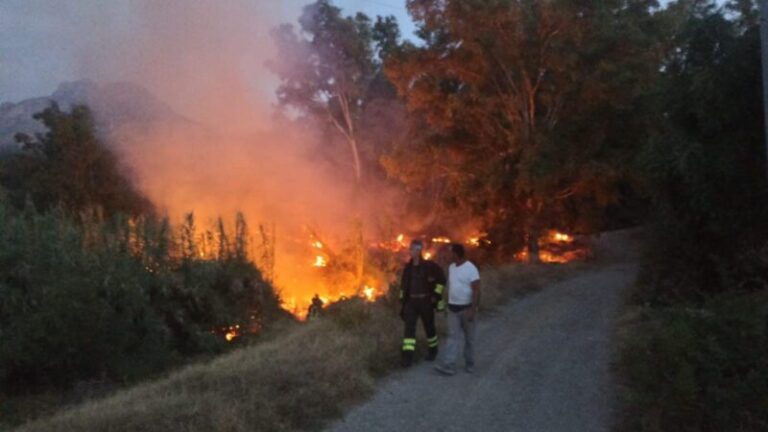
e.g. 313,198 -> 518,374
362,285 -> 376,302
224,324 -> 240,342
313,255 -> 327,268
466,235 -> 491,247
515,230 -> 586,263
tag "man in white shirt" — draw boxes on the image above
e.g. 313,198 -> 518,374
436,243 -> 481,375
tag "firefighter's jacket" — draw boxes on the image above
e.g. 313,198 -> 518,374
399,259 -> 447,311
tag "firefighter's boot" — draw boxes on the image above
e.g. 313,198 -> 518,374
400,350 -> 414,368
401,337 -> 416,367
426,346 -> 438,362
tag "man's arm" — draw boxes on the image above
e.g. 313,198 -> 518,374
399,266 -> 408,303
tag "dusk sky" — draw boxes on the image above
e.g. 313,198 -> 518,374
0,0 -> 415,104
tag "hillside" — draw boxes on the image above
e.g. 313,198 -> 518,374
0,80 -> 187,152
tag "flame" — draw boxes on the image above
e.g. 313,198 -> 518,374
362,285 -> 376,302
424,252 -> 433,260
312,241 -> 323,249
515,230 -> 585,263
432,236 -> 451,244
313,255 -> 327,268
397,234 -> 404,243
467,237 -> 481,247
224,324 -> 240,342
552,232 -> 572,242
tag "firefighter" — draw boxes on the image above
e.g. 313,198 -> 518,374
399,239 -> 447,367
307,294 -> 324,320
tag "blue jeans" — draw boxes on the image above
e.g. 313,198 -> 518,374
442,307 -> 475,368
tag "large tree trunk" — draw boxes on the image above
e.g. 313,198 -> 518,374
347,136 -> 362,183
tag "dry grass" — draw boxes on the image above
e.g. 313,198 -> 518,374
13,261 -> 585,432
480,261 -> 589,310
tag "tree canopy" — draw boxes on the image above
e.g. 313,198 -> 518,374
269,0 -> 404,185
383,0 -> 665,259
2,103 -> 152,217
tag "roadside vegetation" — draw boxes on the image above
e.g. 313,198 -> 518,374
9,262 -> 576,432
0,105 -> 286,429
616,2 -> 768,431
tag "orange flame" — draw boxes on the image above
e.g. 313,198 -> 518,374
224,324 -> 240,342
362,285 -> 377,302
313,255 -> 327,268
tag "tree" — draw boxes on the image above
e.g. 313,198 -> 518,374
759,0 -> 768,181
385,0 -> 664,260
638,0 -> 767,302
269,0 -> 403,185
2,103 -> 152,217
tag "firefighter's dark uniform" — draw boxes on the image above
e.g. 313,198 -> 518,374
399,259 -> 446,366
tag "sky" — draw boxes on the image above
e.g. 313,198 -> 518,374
0,0 -> 415,103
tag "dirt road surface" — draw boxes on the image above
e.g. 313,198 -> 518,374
329,234 -> 638,432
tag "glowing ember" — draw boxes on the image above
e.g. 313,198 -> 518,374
397,234 -> 404,243
312,241 -> 323,249
362,285 -> 376,302
424,252 -> 433,260
313,255 -> 328,268
224,324 -> 240,342
515,230 -> 586,263
467,237 -> 481,247
432,236 -> 451,244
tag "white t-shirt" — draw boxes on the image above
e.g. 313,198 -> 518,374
448,261 -> 480,306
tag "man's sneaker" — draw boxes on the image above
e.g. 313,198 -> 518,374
465,364 -> 475,374
435,364 -> 457,376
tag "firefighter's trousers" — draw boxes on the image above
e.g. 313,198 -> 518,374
402,298 -> 438,353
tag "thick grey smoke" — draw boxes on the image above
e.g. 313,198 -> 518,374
23,1 -> 405,309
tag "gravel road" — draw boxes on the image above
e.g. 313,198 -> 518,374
329,239 -> 637,432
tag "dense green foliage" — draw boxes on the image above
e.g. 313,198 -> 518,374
0,202 -> 283,393
618,2 -> 768,431
638,0 -> 768,303
620,292 -> 768,431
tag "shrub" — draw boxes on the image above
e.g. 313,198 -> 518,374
618,291 -> 768,431
0,202 -> 283,394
